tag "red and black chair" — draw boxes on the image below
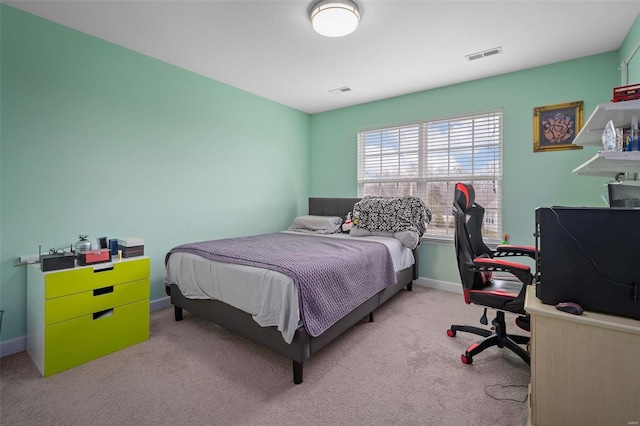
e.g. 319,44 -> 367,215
447,183 -> 537,365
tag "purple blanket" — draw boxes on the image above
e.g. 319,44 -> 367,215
166,233 -> 396,337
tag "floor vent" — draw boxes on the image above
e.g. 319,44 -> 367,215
465,47 -> 503,61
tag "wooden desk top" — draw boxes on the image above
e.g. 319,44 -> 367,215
525,285 -> 640,336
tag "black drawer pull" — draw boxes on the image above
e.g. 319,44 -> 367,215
93,286 -> 114,296
93,308 -> 114,320
93,266 -> 114,273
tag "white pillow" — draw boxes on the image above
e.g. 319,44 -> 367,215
288,215 -> 343,234
350,227 -> 420,249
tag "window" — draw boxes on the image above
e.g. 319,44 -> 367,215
357,109 -> 502,242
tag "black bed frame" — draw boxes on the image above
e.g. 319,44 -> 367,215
169,197 -> 418,384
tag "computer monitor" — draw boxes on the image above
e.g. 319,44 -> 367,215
535,206 -> 640,320
608,182 -> 640,207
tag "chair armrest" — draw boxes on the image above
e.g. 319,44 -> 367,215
494,244 -> 538,260
470,257 -> 533,286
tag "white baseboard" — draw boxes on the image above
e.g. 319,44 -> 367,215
0,336 -> 27,358
414,277 -> 462,294
151,296 -> 171,312
0,296 -> 173,358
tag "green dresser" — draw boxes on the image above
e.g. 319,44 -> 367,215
26,257 -> 150,377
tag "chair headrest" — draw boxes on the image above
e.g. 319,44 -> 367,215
454,183 -> 475,213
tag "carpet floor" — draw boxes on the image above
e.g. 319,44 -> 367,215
0,285 -> 530,425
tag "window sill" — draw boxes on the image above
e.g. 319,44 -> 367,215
421,236 -> 454,246
421,236 -> 501,250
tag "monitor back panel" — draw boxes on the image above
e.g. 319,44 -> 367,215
536,206 -> 640,320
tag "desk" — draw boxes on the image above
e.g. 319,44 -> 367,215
525,286 -> 640,426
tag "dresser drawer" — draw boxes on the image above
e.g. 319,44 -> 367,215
45,278 -> 149,325
44,258 -> 150,299
43,299 -> 149,377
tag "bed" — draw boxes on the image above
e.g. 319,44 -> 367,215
164,197 -> 422,384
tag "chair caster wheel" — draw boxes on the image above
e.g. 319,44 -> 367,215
447,329 -> 456,337
461,353 -> 473,364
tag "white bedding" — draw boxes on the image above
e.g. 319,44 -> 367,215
163,231 -> 414,343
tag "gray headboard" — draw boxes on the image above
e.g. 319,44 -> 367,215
309,197 -> 419,279
308,197 -> 419,279
308,197 -> 361,220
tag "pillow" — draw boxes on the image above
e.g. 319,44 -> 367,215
350,196 -> 430,249
349,227 -> 420,249
349,227 -> 387,238
352,196 -> 430,237
393,230 -> 420,250
288,215 -> 343,234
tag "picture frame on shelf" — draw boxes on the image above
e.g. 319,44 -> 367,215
533,101 -> 584,152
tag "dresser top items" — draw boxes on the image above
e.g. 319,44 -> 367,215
37,235 -> 144,272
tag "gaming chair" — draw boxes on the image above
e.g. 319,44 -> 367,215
447,182 -> 538,365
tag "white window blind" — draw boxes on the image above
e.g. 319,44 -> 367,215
357,109 -> 503,242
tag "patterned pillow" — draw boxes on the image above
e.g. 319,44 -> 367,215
352,196 -> 431,238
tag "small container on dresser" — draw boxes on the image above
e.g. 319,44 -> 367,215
26,257 -> 150,377
117,237 -> 144,258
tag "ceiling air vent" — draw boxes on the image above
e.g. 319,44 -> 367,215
329,86 -> 352,95
465,47 -> 503,61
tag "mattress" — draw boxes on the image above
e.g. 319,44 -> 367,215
164,231 -> 414,343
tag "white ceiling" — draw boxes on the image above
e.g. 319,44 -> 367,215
5,0 -> 640,114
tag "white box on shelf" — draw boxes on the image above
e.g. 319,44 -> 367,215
117,237 -> 144,247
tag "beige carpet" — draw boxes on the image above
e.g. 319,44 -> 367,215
0,286 -> 529,426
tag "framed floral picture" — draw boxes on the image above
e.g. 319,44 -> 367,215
533,101 -> 584,152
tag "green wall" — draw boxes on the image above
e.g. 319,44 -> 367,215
2,4 -> 639,347
620,13 -> 640,84
0,5 -> 311,343
309,53 -> 622,284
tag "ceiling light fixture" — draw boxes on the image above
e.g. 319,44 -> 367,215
310,0 -> 360,38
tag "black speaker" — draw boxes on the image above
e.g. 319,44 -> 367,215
41,253 -> 75,272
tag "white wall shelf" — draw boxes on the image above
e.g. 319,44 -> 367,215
573,99 -> 640,147
572,100 -> 640,178
572,150 -> 640,177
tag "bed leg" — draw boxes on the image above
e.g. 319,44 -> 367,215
369,312 -> 374,322
293,361 -> 303,384
174,306 -> 183,321
407,281 -> 413,291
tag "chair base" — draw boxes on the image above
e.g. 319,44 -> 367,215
447,311 -> 530,365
